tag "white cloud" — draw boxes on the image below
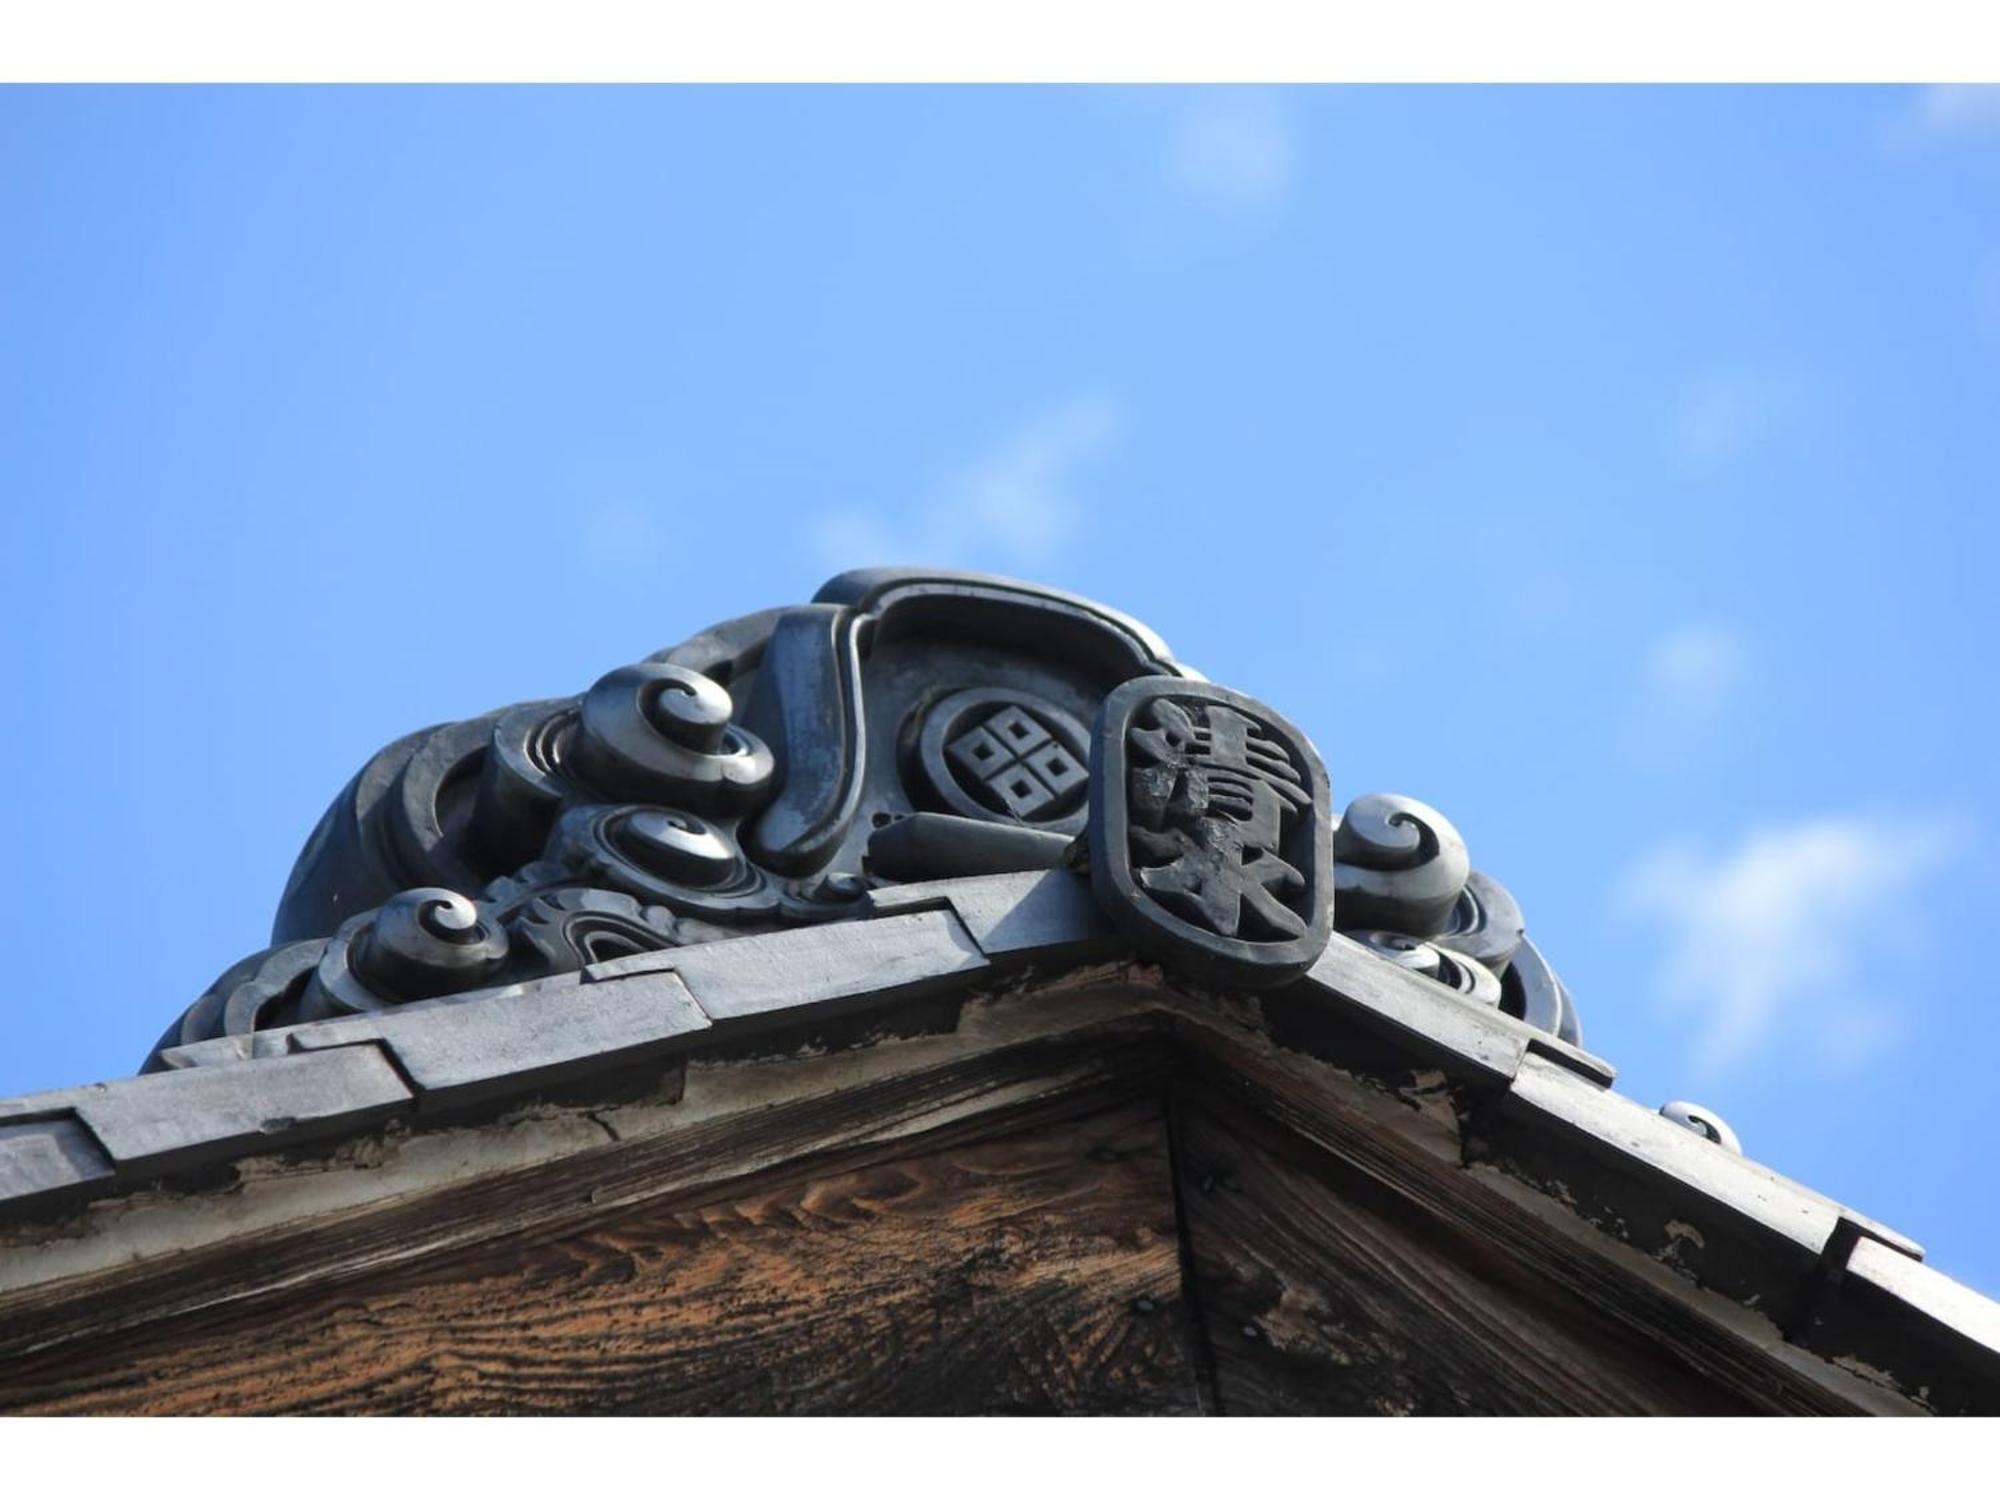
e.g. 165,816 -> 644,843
1674,369 -> 1805,468
1901,85 -> 2000,142
1618,813 -> 1967,1077
811,393 -> 1121,573
1167,88 -> 1297,212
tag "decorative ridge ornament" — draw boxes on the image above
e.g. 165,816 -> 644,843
1088,678 -> 1332,987
140,567 -> 1584,1071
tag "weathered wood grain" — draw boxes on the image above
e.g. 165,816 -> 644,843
1167,1020 -> 1907,1413
0,1020 -> 1167,1364
0,1098 -> 1199,1415
1172,1094 -> 1754,1415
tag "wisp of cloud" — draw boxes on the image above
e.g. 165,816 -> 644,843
1166,88 -> 1298,212
1621,621 -> 1751,768
1904,84 -> 2000,141
1675,369 -> 1805,469
1618,812 -> 1966,1078
811,393 -> 1121,573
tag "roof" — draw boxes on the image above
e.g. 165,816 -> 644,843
0,567 -> 1993,1414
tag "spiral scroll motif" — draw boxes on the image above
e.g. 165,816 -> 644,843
1350,929 -> 1504,1007
568,663 -> 775,815
548,804 -> 779,924
1660,1100 -> 1743,1154
305,887 -> 513,1017
1326,792 -> 1582,1040
1333,793 -> 1472,935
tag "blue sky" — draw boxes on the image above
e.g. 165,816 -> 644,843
3,86 -> 1997,1290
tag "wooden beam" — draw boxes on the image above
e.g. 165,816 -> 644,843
1171,1088 -> 1754,1414
0,1095 -> 1199,1415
